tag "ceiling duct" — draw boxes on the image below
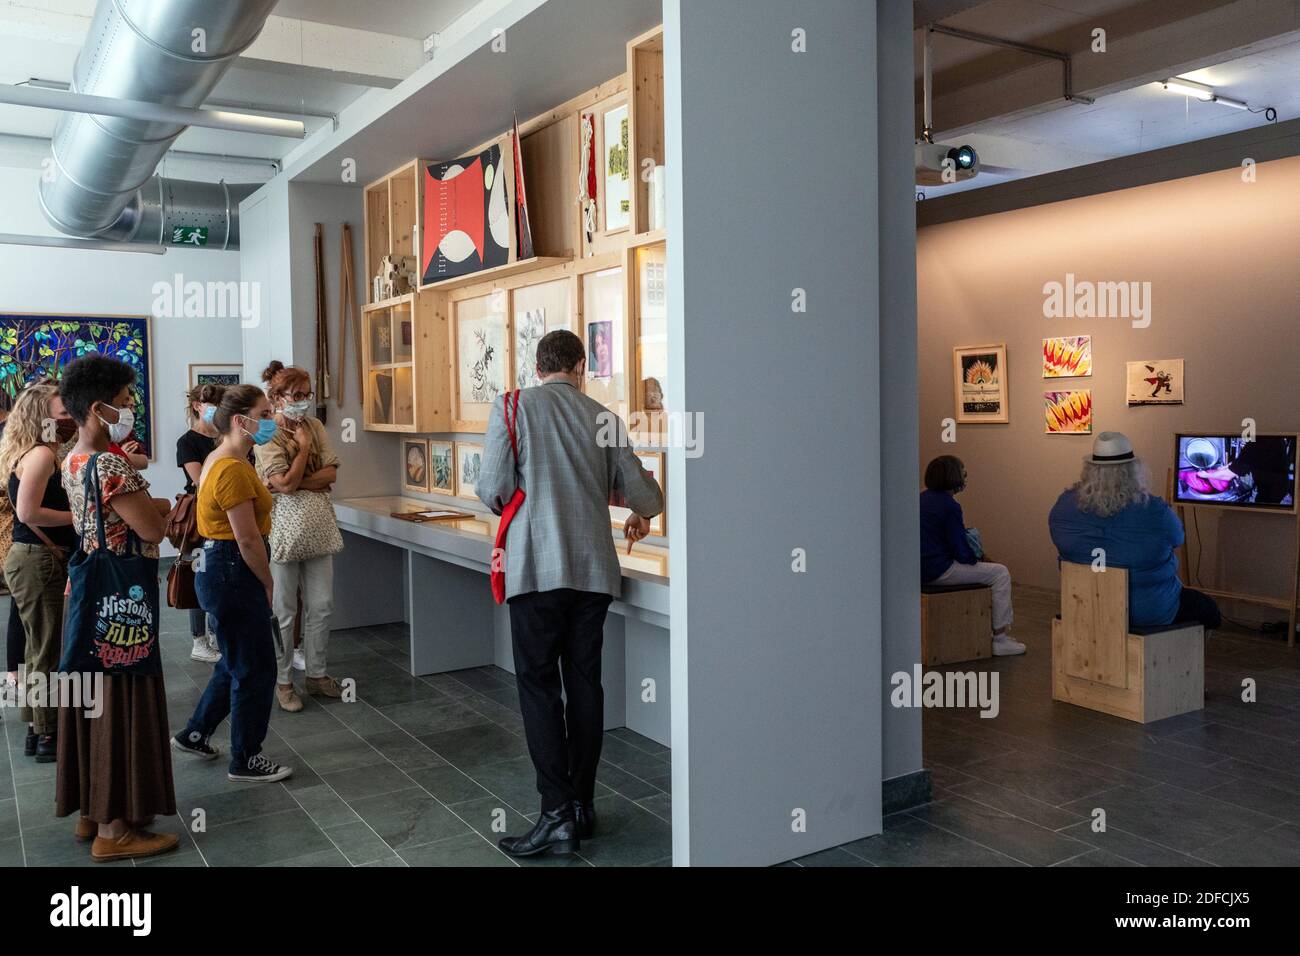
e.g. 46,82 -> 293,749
38,0 -> 280,250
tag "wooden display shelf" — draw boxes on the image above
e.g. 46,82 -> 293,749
362,293 -> 415,314
361,289 -> 452,434
421,255 -> 572,292
628,26 -> 665,238
364,160 -> 423,305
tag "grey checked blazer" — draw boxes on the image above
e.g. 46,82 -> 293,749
478,381 -> 664,600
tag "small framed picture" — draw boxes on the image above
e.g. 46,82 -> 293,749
1127,359 -> 1184,405
188,363 -> 242,388
587,319 -> 614,379
1044,390 -> 1093,434
610,450 -> 665,536
455,441 -> 484,501
402,439 -> 429,493
953,344 -> 1009,424
428,440 -> 454,494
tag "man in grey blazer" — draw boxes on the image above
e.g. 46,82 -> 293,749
478,329 -> 663,858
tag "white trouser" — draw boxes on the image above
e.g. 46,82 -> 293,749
271,554 -> 334,684
933,560 -> 1013,632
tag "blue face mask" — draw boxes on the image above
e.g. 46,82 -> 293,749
241,416 -> 279,446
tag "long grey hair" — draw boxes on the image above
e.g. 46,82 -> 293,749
1074,459 -> 1150,517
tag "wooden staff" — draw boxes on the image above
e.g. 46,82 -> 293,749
336,223 -> 361,408
314,222 -> 330,423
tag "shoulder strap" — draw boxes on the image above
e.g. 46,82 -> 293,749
504,389 -> 522,462
81,452 -> 108,552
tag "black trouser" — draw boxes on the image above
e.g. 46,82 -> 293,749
5,595 -> 21,673
508,588 -> 612,812
1173,586 -> 1222,631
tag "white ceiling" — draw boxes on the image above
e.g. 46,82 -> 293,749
271,0 -> 483,41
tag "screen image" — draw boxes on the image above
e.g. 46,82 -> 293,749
1174,434 -> 1297,510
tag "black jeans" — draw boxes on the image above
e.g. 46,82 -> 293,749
508,588 -> 613,812
5,595 -> 21,673
1173,586 -> 1222,631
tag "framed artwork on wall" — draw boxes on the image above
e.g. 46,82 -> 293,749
1126,359 -> 1184,405
455,441 -> 484,501
1042,336 -> 1092,378
0,313 -> 155,458
581,265 -> 627,419
610,450 -> 665,536
453,293 -> 509,430
188,363 -> 242,388
603,103 -> 631,233
420,135 -> 516,286
428,440 -> 454,495
511,276 -> 575,390
402,439 -> 429,493
952,344 -> 1008,424
1045,390 -> 1093,434
514,307 -> 546,390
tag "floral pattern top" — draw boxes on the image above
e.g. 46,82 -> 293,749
62,451 -> 159,559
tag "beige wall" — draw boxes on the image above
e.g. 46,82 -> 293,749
918,155 -> 1300,615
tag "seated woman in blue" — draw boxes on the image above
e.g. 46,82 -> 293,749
1049,432 -> 1220,630
920,455 -> 1023,656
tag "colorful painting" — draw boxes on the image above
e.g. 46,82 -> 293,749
952,344 -> 1008,424
588,320 -> 614,380
0,313 -> 153,457
603,104 -> 630,232
429,440 -> 454,495
1126,359 -> 1184,405
1042,336 -> 1092,378
189,363 -> 242,388
515,308 -> 545,390
1045,390 -> 1093,434
402,439 -> 428,493
421,139 -> 513,285
455,441 -> 484,500
458,312 -> 506,406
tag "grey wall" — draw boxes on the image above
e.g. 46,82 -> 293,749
666,0 -> 883,866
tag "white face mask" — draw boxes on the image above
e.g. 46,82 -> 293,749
97,404 -> 134,444
281,399 -> 313,420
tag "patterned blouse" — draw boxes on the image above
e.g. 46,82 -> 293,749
62,452 -> 160,559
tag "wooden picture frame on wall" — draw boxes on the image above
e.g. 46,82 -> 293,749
402,438 -> 429,494
188,363 -> 242,388
580,91 -> 631,257
451,292 -> 510,432
455,441 -> 485,501
953,344 -> 1009,424
428,440 -> 455,495
579,259 -> 630,422
610,450 -> 665,536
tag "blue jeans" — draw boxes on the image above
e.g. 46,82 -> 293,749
188,608 -> 217,638
185,539 -> 276,771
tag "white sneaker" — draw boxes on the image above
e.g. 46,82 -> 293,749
191,636 -> 221,663
992,635 -> 1027,657
292,648 -> 306,672
206,630 -> 220,657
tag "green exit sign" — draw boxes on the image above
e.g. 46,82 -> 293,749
171,226 -> 209,246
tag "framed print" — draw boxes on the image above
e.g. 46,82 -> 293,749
420,135 -> 516,286
1042,336 -> 1091,378
603,103 -> 631,232
402,439 -> 429,493
952,344 -> 1008,424
587,320 -> 614,378
1127,359 -> 1184,405
1045,390 -> 1092,434
453,293 -> 508,429
0,313 -> 155,458
610,450 -> 665,536
188,363 -> 242,388
455,441 -> 484,501
512,276 -> 574,390
634,241 -> 668,420
428,440 -> 454,495
514,307 -> 546,390
581,265 -> 627,419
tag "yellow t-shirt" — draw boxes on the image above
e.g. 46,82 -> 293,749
198,457 -> 272,540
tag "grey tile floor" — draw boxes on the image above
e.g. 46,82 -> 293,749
1,583 -> 1297,866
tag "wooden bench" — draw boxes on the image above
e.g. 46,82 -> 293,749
1051,561 -> 1204,723
920,582 -> 992,666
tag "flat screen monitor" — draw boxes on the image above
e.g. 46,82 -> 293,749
1173,433 -> 1298,511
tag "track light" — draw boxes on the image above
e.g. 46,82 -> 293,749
1161,76 -> 1250,111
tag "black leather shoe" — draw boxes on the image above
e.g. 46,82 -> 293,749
35,733 -> 56,763
498,806 -> 579,858
572,800 -> 597,840
24,729 -> 37,756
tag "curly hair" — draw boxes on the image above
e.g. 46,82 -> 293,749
0,382 -> 60,480
1073,459 -> 1150,517
57,355 -> 136,425
261,360 -> 311,401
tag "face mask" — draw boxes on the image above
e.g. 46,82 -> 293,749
55,418 -> 78,443
281,399 -> 313,420
96,404 -> 134,444
240,416 -> 279,446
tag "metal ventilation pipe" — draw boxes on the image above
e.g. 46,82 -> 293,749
39,0 -> 279,250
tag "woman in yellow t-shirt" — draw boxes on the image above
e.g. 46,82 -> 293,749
172,384 -> 293,784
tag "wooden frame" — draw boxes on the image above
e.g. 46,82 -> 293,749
364,159 -> 423,305
953,343 -> 1009,424
454,440 -> 484,501
428,439 -> 454,495
450,292 -> 510,432
610,449 -> 665,536
580,91 -> 632,257
627,26 -> 666,238
187,363 -> 242,388
360,290 -> 451,433
629,238 -> 668,439
401,438 -> 430,494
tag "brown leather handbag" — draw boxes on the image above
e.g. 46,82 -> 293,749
165,493 -> 201,610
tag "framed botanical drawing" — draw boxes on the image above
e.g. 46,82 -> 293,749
453,292 -> 508,430
188,363 -> 242,388
511,276 -> 574,390
0,313 -> 156,458
610,450 -> 665,536
428,440 -> 454,495
1042,336 -> 1091,378
1044,390 -> 1092,434
402,439 -> 429,493
455,441 -> 484,501
514,307 -> 546,390
1126,359 -> 1184,405
952,344 -> 1008,424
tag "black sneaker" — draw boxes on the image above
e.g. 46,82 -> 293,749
228,752 -> 293,783
34,733 -> 56,763
24,728 -> 37,756
171,730 -> 221,761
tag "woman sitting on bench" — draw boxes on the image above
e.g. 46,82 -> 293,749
920,455 -> 1024,656
1049,432 -> 1221,631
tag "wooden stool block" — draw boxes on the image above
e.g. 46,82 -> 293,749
920,585 -> 992,666
1051,562 -> 1204,723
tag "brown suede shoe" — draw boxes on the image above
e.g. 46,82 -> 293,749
305,676 -> 343,698
91,829 -> 180,862
74,817 -> 96,842
276,685 -> 303,712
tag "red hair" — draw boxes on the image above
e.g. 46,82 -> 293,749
261,360 -> 311,401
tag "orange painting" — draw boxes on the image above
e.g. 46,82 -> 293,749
1045,390 -> 1092,434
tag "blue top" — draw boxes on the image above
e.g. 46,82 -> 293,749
920,489 -> 977,583
1048,489 -> 1184,626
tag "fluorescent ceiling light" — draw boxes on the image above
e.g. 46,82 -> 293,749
1163,77 -> 1215,100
